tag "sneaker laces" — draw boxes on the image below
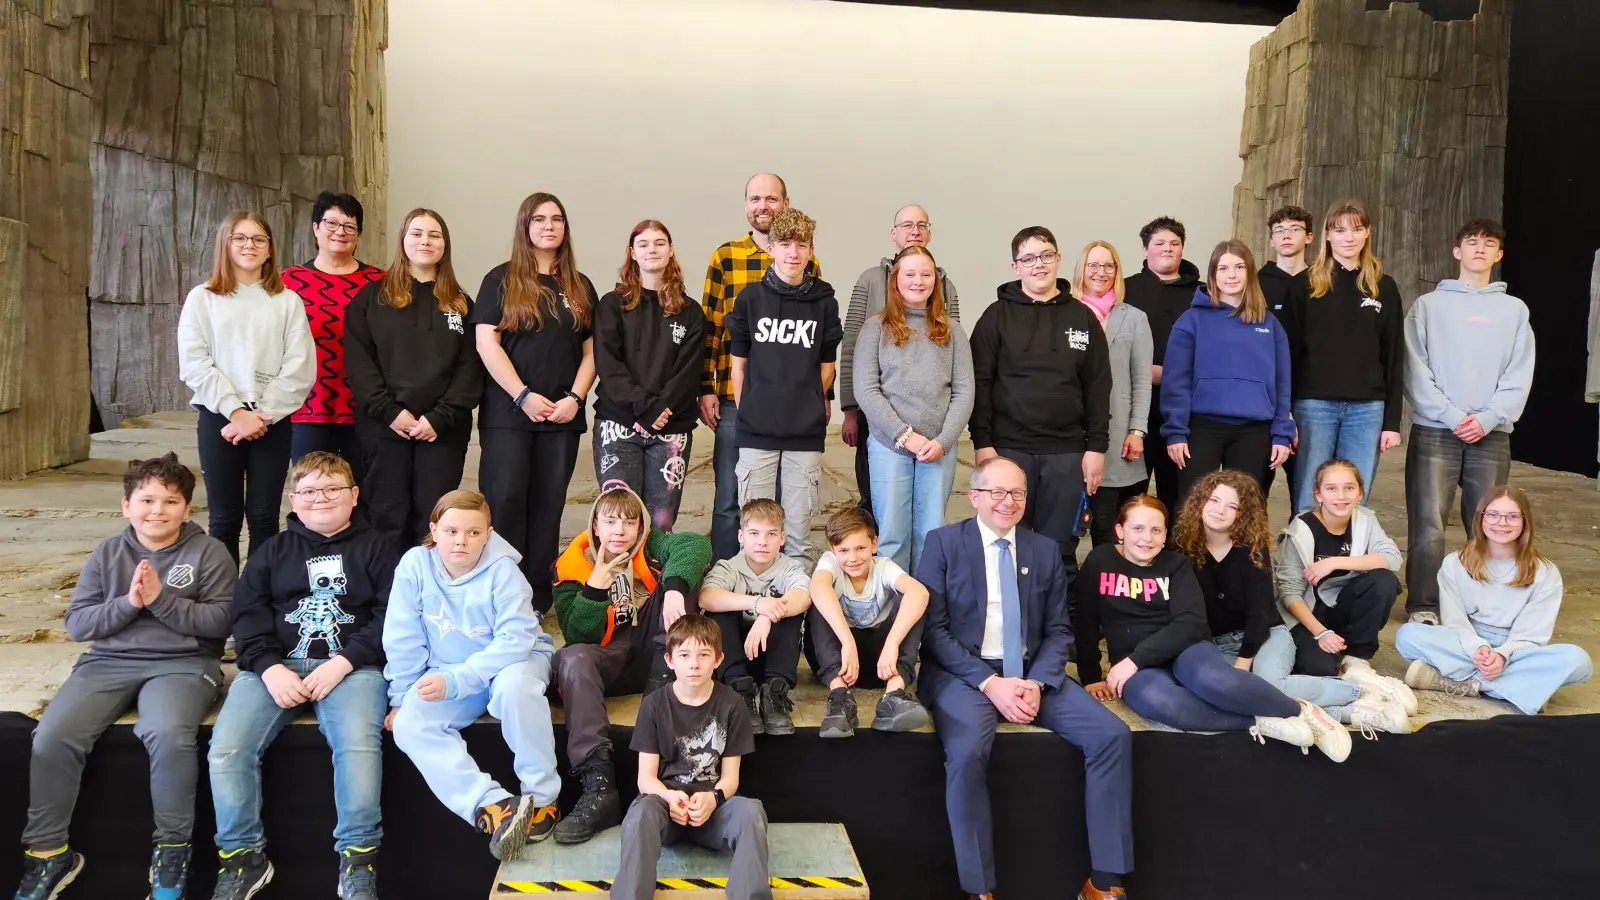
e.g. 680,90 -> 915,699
766,680 -> 794,715
18,854 -> 52,893
152,845 -> 189,887
1441,676 -> 1479,699
341,854 -> 377,895
214,853 -> 252,889
825,690 -> 850,718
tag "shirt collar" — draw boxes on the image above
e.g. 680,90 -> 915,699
975,518 -> 1016,550
737,232 -> 769,258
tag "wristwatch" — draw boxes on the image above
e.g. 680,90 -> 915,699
1129,429 -> 1146,437
712,788 -> 727,806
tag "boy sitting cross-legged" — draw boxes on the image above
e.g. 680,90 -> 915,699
698,499 -> 812,736
206,451 -> 397,900
550,487 -> 712,845
383,490 -> 562,862
611,615 -> 767,900
806,508 -> 932,738
14,454 -> 234,900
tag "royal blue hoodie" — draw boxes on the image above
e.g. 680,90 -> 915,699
1160,288 -> 1293,445
382,532 -> 554,706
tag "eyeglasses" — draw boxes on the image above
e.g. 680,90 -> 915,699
1270,226 -> 1307,237
1085,262 -> 1117,273
975,488 -> 1028,502
319,220 -> 360,235
895,221 -> 931,233
292,485 -> 353,501
1014,251 -> 1060,268
229,234 -> 270,248
1482,511 -> 1523,524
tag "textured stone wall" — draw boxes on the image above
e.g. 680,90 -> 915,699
88,0 -> 389,424
1233,0 -> 1511,304
0,0 -> 95,478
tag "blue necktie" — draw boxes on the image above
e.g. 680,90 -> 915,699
995,538 -> 1024,678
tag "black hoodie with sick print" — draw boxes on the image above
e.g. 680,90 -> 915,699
232,513 -> 398,675
727,268 -> 843,451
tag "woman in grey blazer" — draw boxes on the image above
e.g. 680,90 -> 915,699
1073,240 -> 1154,546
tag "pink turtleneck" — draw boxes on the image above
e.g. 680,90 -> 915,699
1081,290 -> 1116,327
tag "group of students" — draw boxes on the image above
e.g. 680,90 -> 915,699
11,176 -> 1594,900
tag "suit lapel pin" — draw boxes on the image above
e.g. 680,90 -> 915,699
1020,567 -> 1029,575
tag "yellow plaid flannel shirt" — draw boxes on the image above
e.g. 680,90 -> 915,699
700,233 -> 822,401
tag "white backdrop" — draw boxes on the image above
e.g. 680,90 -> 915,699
386,0 -> 1270,318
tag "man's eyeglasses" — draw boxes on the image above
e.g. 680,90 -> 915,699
1482,511 -> 1523,525
1015,251 -> 1060,268
975,489 -> 1028,502
319,219 -> 360,235
292,485 -> 353,501
895,221 -> 931,233
1085,262 -> 1117,273
229,234 -> 270,248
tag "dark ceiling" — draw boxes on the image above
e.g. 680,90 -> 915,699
827,0 -> 1482,26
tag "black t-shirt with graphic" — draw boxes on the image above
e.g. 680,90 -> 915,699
631,681 -> 755,793
1300,512 -> 1353,580
470,264 -> 596,433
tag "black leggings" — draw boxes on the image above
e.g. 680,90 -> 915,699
477,427 -> 580,614
1177,415 -> 1273,510
196,408 -> 292,567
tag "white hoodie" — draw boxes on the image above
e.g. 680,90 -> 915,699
176,281 -> 315,421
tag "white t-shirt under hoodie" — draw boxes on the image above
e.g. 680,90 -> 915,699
177,281 -> 316,421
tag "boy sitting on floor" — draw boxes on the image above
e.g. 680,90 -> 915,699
807,508 -> 932,738
612,615 -> 767,900
551,486 -> 712,845
14,454 -> 234,900
698,499 -> 812,736
384,490 -> 562,862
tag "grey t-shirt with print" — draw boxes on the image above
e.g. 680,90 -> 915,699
701,553 -> 811,622
815,552 -> 905,629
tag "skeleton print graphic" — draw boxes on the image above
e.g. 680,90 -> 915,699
285,555 -> 356,658
676,719 -> 728,787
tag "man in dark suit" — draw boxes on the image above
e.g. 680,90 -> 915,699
917,457 -> 1133,900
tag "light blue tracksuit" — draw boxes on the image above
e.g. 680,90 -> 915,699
384,533 -> 560,820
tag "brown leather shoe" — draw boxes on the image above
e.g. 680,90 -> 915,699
967,894 -> 995,900
1079,879 -> 1128,899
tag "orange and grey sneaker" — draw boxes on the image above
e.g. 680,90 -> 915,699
476,795 -> 536,862
526,803 -> 560,844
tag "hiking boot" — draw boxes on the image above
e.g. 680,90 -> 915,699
1408,610 -> 1440,626
731,676 -> 763,736
148,843 -> 192,900
14,849 -> 84,900
818,687 -> 857,738
210,849 -> 273,900
1340,657 -> 1418,715
1405,659 -> 1480,698
1349,694 -> 1411,738
336,847 -> 377,900
1295,700 -> 1351,763
873,689 -> 932,732
1250,713 -> 1314,753
553,750 -> 621,845
761,677 -> 795,736
477,795 -> 536,861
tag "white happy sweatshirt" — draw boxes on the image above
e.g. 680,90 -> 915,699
177,281 -> 315,421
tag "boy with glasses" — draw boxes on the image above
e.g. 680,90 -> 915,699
970,226 -> 1112,579
205,452 -> 398,900
1258,206 -> 1316,500
839,205 -> 962,513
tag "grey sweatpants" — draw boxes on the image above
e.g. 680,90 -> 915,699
25,655 -> 222,849
611,794 -> 771,900
736,448 -> 822,559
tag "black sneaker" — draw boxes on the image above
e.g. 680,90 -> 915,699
731,676 -> 763,736
761,677 -> 795,736
553,750 -> 621,845
336,847 -> 377,900
644,669 -> 675,695
818,687 -> 857,738
14,849 -> 84,900
210,849 -> 272,900
477,796 -> 535,861
148,842 -> 191,900
872,689 -> 932,732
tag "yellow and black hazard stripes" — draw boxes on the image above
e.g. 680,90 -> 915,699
496,875 -> 867,893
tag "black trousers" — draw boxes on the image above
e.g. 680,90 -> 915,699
196,408 -> 292,567
1088,482 -> 1149,549
1142,389 -> 1180,515
1290,570 -> 1401,676
709,612 -> 803,688
853,431 -> 873,514
1177,415 -> 1273,511
995,448 -> 1085,577
477,427 -> 581,614
803,604 -> 922,688
360,428 -> 470,552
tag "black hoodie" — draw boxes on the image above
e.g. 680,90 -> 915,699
1278,264 -> 1405,431
1123,258 -> 1204,368
343,279 -> 483,441
1258,261 -> 1307,319
232,513 -> 398,675
1071,543 -> 1208,684
594,288 -> 706,435
968,279 -> 1111,454
727,268 -> 843,451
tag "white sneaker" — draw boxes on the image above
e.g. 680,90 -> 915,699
1408,610 -> 1440,626
1250,714 -> 1314,753
1296,700 -> 1351,762
1404,659 -> 1481,698
1340,657 -> 1418,715
1348,694 -> 1411,738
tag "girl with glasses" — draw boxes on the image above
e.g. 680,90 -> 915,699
1395,486 -> 1592,713
177,210 -> 315,566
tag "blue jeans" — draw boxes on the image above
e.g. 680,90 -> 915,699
1395,622 -> 1592,715
209,658 -> 387,853
1222,626 -> 1361,721
712,399 -> 741,560
1291,399 -> 1385,514
868,436 -> 957,575
1122,641 -> 1300,732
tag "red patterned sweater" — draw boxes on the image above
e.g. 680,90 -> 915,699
282,261 -> 385,424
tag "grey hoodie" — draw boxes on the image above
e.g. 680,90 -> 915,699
65,521 -> 237,660
1403,279 -> 1535,433
1274,507 -> 1402,627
